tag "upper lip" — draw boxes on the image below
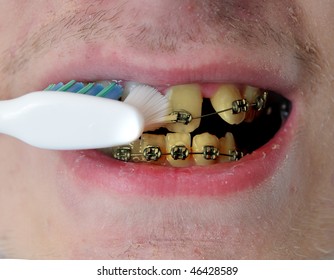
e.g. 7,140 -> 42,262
37,42 -> 298,100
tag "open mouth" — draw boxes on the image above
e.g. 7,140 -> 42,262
47,80 -> 291,167
106,83 -> 291,167
45,78 -> 294,196
35,34 -> 298,197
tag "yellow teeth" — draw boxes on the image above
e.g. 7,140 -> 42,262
165,84 -> 203,133
141,134 -> 166,163
98,81 -> 275,166
210,85 -> 246,125
121,134 -> 166,163
166,133 -> 191,167
219,132 -> 236,162
141,134 -> 166,154
192,133 -> 219,166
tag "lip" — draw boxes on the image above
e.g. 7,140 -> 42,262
61,112 -> 294,196
35,42 -> 299,197
38,42 -> 298,95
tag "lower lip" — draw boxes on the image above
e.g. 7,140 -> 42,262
59,106 -> 296,197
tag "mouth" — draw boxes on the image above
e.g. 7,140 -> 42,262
99,82 -> 291,166
24,28 -> 301,197
37,48 -> 297,197
47,80 -> 291,165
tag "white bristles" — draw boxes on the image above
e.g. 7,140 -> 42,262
123,85 -> 172,131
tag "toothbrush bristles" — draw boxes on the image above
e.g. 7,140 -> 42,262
124,85 -> 171,131
44,80 -> 123,100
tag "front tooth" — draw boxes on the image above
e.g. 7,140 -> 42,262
210,85 -> 245,125
243,86 -> 260,122
219,132 -> 236,162
192,133 -> 219,166
166,133 -> 191,167
166,84 -> 202,133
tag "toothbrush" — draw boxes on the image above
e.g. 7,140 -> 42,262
0,82 -> 171,150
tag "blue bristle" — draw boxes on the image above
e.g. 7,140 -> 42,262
44,80 -> 124,100
67,82 -> 85,92
85,84 -> 105,96
51,82 -> 64,91
103,84 -> 123,100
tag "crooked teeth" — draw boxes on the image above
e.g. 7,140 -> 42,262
219,132 -> 236,162
93,80 -> 278,167
166,133 -> 191,167
165,84 -> 203,133
192,133 -> 219,166
210,85 -> 246,125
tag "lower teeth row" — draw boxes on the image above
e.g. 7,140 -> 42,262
101,132 -> 243,167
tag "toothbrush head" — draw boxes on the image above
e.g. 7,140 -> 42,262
45,80 -> 172,132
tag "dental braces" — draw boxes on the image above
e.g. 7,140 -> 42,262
169,91 -> 268,124
111,145 -> 244,162
109,91 -> 267,163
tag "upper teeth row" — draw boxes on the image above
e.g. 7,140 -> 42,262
160,84 -> 267,133
61,80 -> 267,130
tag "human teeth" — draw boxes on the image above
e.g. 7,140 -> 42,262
165,84 -> 202,133
243,86 -> 260,122
192,133 -> 219,166
166,133 -> 191,167
210,85 -> 245,125
141,134 -> 166,162
141,134 -> 166,153
218,132 -> 236,162
118,134 -> 166,163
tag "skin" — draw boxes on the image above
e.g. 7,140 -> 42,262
0,0 -> 333,259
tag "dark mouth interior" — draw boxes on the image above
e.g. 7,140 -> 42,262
147,91 -> 291,156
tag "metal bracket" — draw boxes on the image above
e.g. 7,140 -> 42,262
170,145 -> 189,160
232,99 -> 249,114
203,145 -> 220,160
229,150 -> 244,161
170,110 -> 193,124
113,146 -> 132,162
143,146 -> 162,161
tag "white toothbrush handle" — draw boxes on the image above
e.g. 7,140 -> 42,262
0,91 -> 144,150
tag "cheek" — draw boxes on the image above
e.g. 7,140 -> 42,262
298,0 -> 334,65
0,137 -> 72,257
